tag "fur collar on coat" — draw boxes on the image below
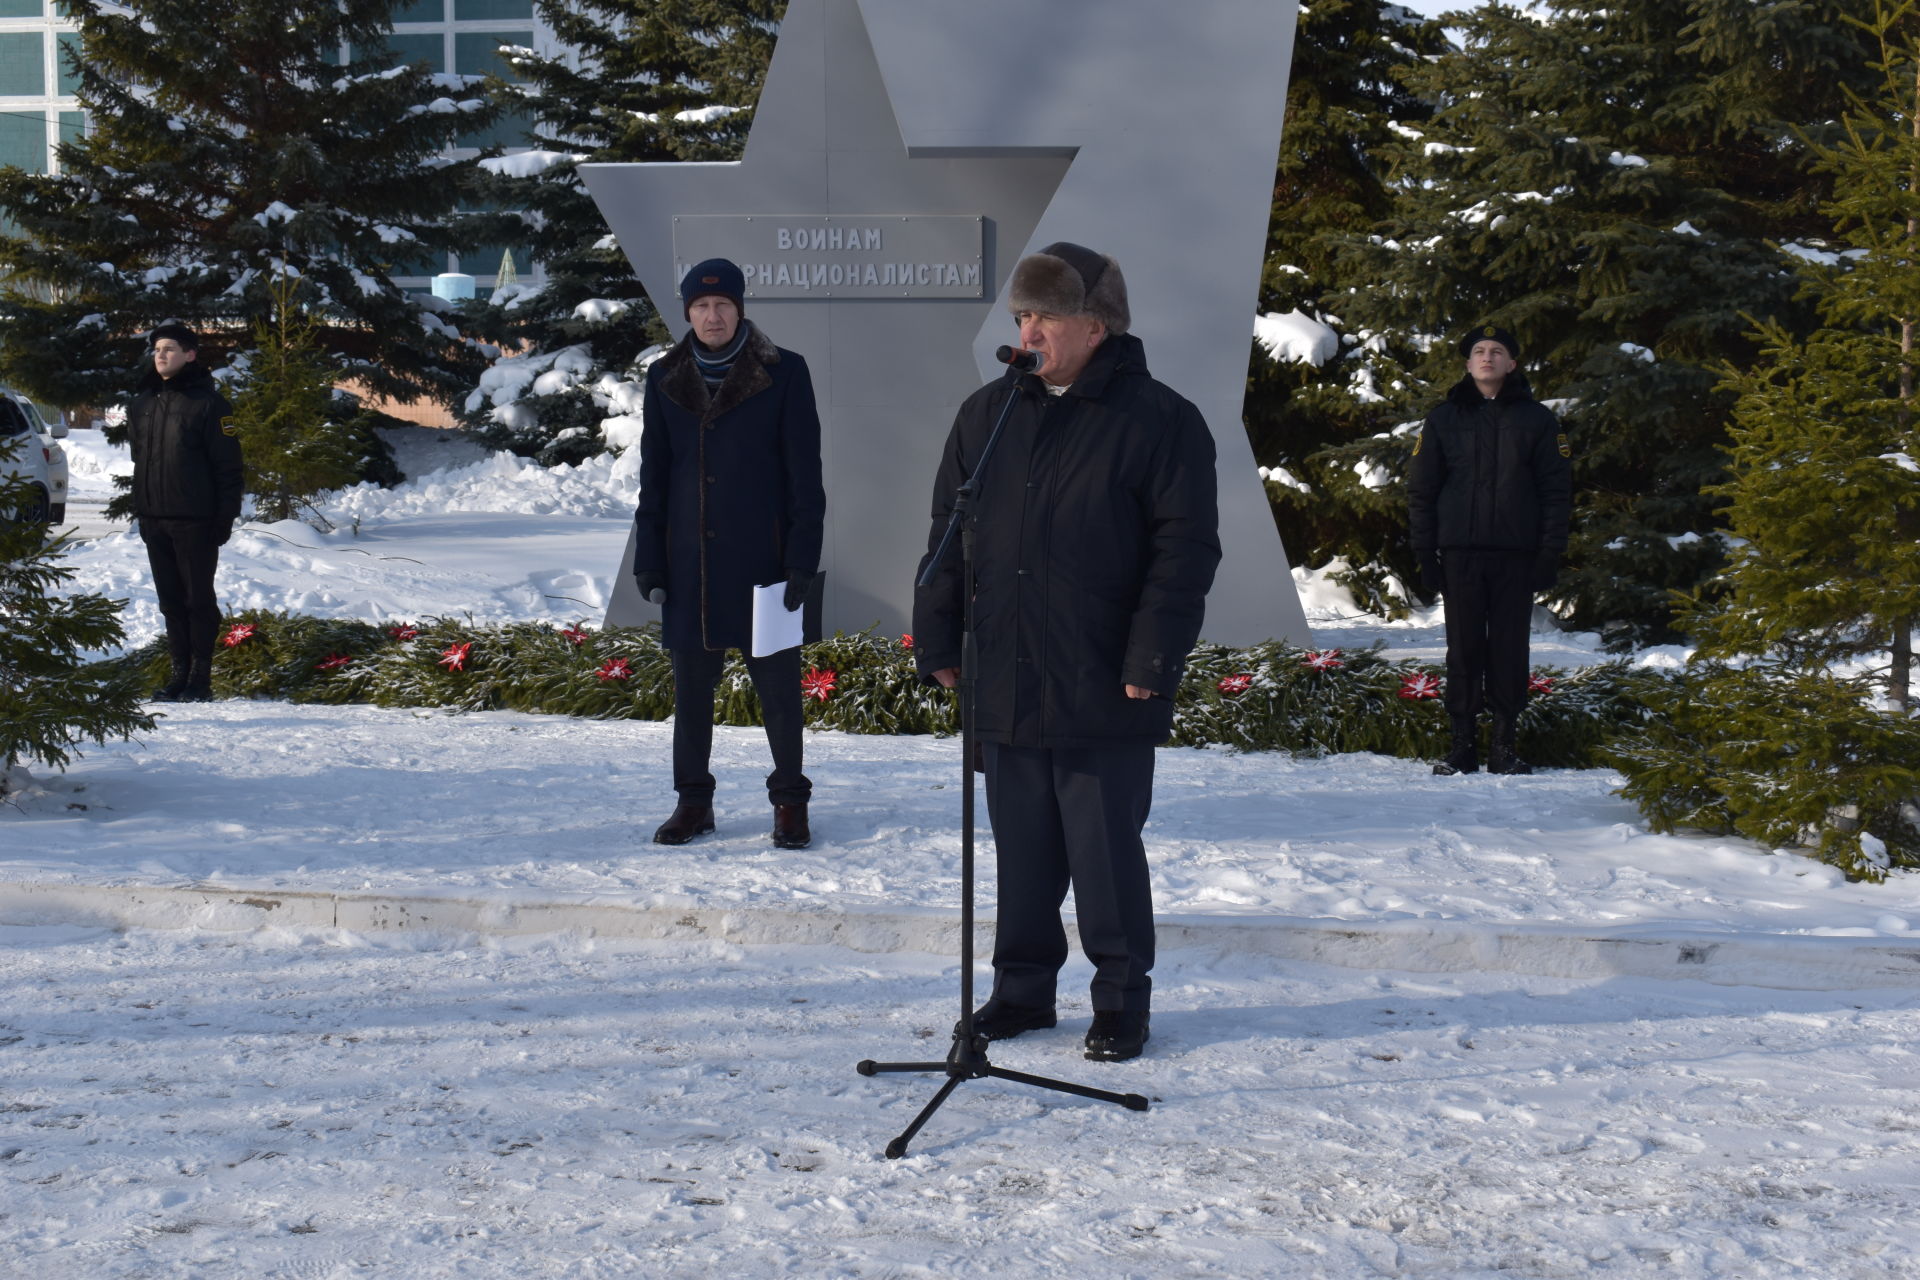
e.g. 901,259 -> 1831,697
656,321 -> 782,423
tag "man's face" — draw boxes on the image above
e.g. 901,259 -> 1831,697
152,338 -> 196,380
689,295 -> 741,349
1467,339 -> 1515,386
1015,310 -> 1107,387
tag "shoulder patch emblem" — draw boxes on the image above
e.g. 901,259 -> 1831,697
1412,431 -> 1423,456
220,415 -> 238,437
1557,431 -> 1570,458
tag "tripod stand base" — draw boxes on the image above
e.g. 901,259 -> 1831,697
857,1034 -> 1150,1158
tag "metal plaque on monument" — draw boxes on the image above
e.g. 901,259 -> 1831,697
583,0 -> 1310,647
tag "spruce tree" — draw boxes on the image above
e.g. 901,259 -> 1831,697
459,0 -> 782,465
0,439 -> 153,791
227,275 -> 365,526
1614,2 -> 1920,878
1243,0 -> 1450,614
0,0 -> 514,417
1324,0 -> 1877,646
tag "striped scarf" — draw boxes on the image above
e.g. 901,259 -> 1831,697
692,323 -> 750,391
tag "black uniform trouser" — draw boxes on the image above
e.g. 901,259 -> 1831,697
983,741 -> 1156,1014
139,517 -> 224,675
1441,549 -> 1533,724
669,645 -> 810,806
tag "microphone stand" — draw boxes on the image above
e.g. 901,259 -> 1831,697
856,358 -> 1149,1159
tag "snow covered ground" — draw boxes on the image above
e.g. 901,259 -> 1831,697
3,924 -> 1917,1277
12,428 -> 1919,1276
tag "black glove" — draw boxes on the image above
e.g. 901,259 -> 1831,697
782,570 -> 815,612
215,520 -> 234,547
634,570 -> 667,605
1418,549 -> 1444,596
1531,549 -> 1559,593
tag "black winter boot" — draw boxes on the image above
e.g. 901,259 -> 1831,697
181,658 -> 214,703
1432,718 -> 1479,776
151,662 -> 191,703
1488,718 -> 1532,775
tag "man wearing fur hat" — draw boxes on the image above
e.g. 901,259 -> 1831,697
128,322 -> 242,703
1408,323 -> 1572,777
633,258 -> 826,850
914,242 -> 1221,1063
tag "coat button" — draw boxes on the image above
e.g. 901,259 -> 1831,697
705,529 -> 715,539
706,475 -> 716,484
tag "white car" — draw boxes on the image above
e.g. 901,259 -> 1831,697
0,390 -> 67,524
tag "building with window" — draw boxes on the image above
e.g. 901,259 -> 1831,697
0,0 -> 543,290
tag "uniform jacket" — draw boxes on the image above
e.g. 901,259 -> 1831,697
127,361 -> 242,522
633,322 -> 825,652
913,333 -> 1221,748
1408,372 -> 1572,555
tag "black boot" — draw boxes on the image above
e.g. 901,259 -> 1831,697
771,802 -> 811,850
1084,1010 -> 1151,1061
181,658 -> 214,703
1432,717 -> 1479,776
653,803 -> 715,845
958,998 -> 1057,1042
1488,718 -> 1533,775
152,662 -> 191,703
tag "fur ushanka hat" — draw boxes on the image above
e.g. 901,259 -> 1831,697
1006,241 -> 1130,336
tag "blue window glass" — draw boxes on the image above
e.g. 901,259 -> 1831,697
56,32 -> 79,96
0,1 -> 41,17
453,30 -> 532,80
454,0 -> 532,18
394,0 -> 443,19
0,33 -> 44,98
0,109 -> 45,172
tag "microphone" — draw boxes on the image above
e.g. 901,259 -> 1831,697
995,345 -> 1045,374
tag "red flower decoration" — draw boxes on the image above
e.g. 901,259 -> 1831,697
1528,673 -> 1556,694
801,667 -> 838,701
1217,672 -> 1254,696
388,624 -> 419,642
1398,672 -> 1441,700
901,633 -> 914,650
438,642 -> 472,672
221,623 -> 256,648
315,653 -> 353,671
596,657 -> 631,682
1303,649 -> 1345,671
560,626 -> 591,646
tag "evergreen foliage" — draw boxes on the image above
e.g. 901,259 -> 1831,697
0,0 -> 513,415
226,276 -> 365,526
112,611 -> 1663,768
0,439 -> 153,788
1318,0 -> 1877,646
459,0 -> 782,464
1247,0 -> 1450,614
1610,2 -> 1920,878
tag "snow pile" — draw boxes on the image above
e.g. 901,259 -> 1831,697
1254,310 -> 1340,367
324,446 -> 640,522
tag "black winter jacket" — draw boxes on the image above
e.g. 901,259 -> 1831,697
632,322 -> 826,652
913,333 -> 1221,748
127,361 -> 242,522
1408,373 -> 1572,555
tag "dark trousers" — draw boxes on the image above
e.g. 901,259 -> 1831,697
669,645 -> 810,806
982,741 -> 1156,1014
1441,549 -> 1533,724
139,517 -> 224,674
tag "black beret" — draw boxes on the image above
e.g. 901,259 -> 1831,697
1458,323 -> 1519,360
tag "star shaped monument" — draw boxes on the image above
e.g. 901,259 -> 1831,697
582,0 -> 1071,636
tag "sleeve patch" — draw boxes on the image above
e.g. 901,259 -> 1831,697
1556,432 -> 1570,458
220,415 -> 238,437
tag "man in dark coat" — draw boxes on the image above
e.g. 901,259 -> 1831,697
127,323 -> 242,703
633,258 -> 826,849
1408,323 -> 1573,776
914,242 -> 1221,1062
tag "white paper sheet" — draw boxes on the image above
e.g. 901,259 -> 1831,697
751,581 -> 804,657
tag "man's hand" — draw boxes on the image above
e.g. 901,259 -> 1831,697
931,667 -> 959,688
1125,684 -> 1154,700
634,571 -> 667,605
1531,549 -> 1559,593
216,520 -> 234,547
1419,549 -> 1444,595
783,570 -> 814,612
